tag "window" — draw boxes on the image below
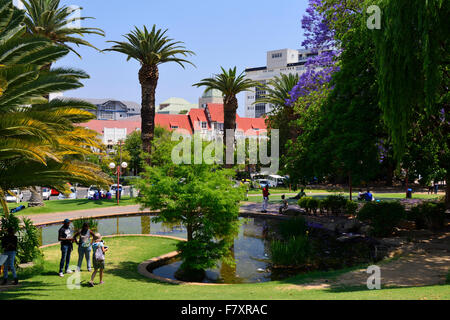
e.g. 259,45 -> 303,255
171,125 -> 179,129
255,84 -> 266,101
255,104 -> 266,118
201,122 -> 207,129
100,112 -> 114,120
272,52 -> 282,59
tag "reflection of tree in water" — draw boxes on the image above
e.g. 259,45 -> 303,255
219,244 -> 245,284
141,215 -> 151,234
161,221 -> 183,233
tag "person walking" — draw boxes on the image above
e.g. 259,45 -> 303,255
279,195 -> 288,214
89,233 -> 108,287
74,223 -> 96,272
261,186 -> 270,213
1,228 -> 18,285
58,219 -> 74,277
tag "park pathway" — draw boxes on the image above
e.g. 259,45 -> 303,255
28,202 -> 288,226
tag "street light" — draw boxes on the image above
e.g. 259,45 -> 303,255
109,141 -> 127,205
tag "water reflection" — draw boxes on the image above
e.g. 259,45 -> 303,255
38,215 -> 275,283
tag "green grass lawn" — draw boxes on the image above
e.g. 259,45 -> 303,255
4,197 -> 137,216
1,236 -> 448,300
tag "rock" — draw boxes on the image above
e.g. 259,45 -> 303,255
335,219 -> 362,233
284,208 -> 305,216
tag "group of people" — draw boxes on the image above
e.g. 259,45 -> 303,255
357,189 -> 375,202
58,219 -> 108,287
260,186 -> 289,214
90,190 -> 112,200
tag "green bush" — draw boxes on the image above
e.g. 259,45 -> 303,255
298,197 -> 312,212
357,202 -> 406,237
72,217 -> 99,232
408,202 -> 446,230
1,214 -> 41,264
279,217 -> 308,239
270,236 -> 312,266
307,198 -> 320,214
321,195 -> 348,215
346,200 -> 359,216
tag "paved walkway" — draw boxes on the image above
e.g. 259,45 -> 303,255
28,202 -> 288,226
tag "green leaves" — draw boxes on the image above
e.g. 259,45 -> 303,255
105,24 -> 195,69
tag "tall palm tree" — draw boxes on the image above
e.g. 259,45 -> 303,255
193,67 -> 257,159
21,0 -> 105,205
0,0 -> 111,213
22,0 -> 105,59
257,73 -> 300,155
105,25 -> 195,164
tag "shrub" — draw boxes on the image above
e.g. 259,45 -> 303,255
357,202 -> 406,237
308,198 -> 320,214
321,195 -> 348,215
298,197 -> 313,213
346,200 -> 359,216
270,236 -> 312,267
408,202 -> 446,230
279,217 -> 308,239
72,217 -> 99,232
0,214 -> 41,264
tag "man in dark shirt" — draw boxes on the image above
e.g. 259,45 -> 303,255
58,219 -> 74,277
1,228 -> 18,285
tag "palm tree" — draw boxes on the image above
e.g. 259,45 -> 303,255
193,67 -> 257,161
105,25 -> 195,164
20,0 -> 105,205
257,73 -> 300,155
22,0 -> 105,59
0,0 -> 111,213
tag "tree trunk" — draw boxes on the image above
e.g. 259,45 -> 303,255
139,64 -> 159,166
28,186 -> 44,207
223,95 -> 238,168
348,172 -> 352,201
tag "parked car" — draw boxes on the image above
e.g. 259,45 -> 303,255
87,186 -> 102,199
255,179 -> 270,189
267,175 -> 287,188
5,190 -> 24,203
42,188 -> 51,200
110,184 -> 123,197
50,188 -> 60,196
58,187 -> 77,200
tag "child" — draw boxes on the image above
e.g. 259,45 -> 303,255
89,233 -> 108,287
279,195 -> 288,214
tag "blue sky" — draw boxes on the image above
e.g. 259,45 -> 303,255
56,0 -> 308,116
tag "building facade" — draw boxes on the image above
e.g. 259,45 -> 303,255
79,103 -> 267,149
244,48 -> 323,118
82,98 -> 141,120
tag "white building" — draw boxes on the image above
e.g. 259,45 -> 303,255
244,48 -> 321,118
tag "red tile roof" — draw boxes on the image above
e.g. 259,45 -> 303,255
78,114 -> 193,135
78,103 -> 267,139
188,108 -> 210,130
207,103 -> 224,123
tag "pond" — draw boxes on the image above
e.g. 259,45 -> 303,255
38,214 -> 380,284
38,215 -> 277,283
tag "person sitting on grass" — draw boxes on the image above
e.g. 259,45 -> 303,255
358,189 -> 365,201
89,233 -> 108,287
279,195 -> 288,214
364,190 -> 375,202
1,228 -> 18,285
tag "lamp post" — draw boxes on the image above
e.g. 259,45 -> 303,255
109,140 -> 128,205
109,161 -> 128,205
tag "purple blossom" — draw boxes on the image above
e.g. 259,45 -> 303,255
287,0 -> 340,107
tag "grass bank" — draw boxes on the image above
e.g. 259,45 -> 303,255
0,236 -> 447,300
